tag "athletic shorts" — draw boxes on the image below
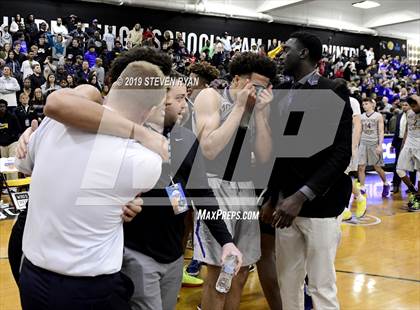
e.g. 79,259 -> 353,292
193,177 -> 261,267
358,143 -> 384,166
396,147 -> 420,172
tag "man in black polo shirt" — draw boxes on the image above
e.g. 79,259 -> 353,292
122,73 -> 241,310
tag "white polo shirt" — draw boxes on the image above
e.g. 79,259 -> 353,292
16,117 -> 162,276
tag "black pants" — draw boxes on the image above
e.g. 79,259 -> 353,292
8,208 -> 27,284
19,258 -> 134,310
392,143 -> 417,187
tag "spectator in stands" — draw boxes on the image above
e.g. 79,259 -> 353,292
220,32 -> 231,58
24,14 -> 39,45
86,31 -> 106,54
127,23 -> 142,48
35,22 -> 49,43
9,14 -> 23,35
66,14 -> 78,33
0,99 -> 21,158
21,77 -> 33,99
70,22 -> 88,44
84,45 -> 97,68
36,36 -> 50,64
56,64 -> 67,82
161,31 -> 173,53
113,40 -> 125,56
66,74 -> 76,88
41,73 -> 61,97
358,45 -> 367,70
142,26 -> 154,42
250,43 -> 258,54
0,66 -> 20,111
30,45 -> 42,64
66,38 -> 83,59
77,60 -> 90,83
0,43 -> 12,60
86,19 -> 101,37
17,33 -> 29,55
92,58 -> 104,87
28,64 -> 46,90
211,43 -> 224,67
47,33 -> 71,64
366,47 -> 374,66
43,56 -> 56,79
231,37 -> 242,52
52,17 -> 68,35
5,51 -> 21,80
64,55 -> 76,76
88,71 -> 101,91
59,79 -> 69,89
103,26 -> 115,51
21,50 -> 40,79
0,25 -> 13,47
74,55 -> 84,72
267,38 -> 278,52
15,93 -> 37,132
31,87 -> 46,118
13,41 -> 26,64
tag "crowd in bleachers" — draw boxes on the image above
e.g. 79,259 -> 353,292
0,13 -> 419,155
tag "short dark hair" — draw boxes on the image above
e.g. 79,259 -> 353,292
228,52 -> 277,81
109,47 -> 172,83
290,31 -> 322,64
189,62 -> 219,84
407,96 -> 418,106
0,99 -> 8,106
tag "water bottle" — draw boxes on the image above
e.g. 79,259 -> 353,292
215,255 -> 237,293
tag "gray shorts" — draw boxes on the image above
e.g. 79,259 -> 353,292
397,147 -> 420,172
358,143 -> 384,166
193,177 -> 261,267
121,248 -> 183,310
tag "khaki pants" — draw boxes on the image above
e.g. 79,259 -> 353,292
1,142 -> 18,179
275,216 -> 341,310
0,142 -> 18,158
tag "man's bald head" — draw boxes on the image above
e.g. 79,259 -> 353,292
74,85 -> 103,104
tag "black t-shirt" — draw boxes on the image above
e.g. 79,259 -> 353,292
124,125 -> 232,263
0,113 -> 22,146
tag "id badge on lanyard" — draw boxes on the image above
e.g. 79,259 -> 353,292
165,177 -> 189,215
164,132 -> 189,215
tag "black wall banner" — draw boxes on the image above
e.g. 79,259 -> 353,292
0,0 -> 407,60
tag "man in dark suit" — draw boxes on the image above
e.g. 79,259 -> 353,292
261,31 -> 352,310
391,101 -> 416,193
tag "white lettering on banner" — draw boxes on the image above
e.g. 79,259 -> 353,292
1,16 -> 280,53
322,44 -> 360,61
119,26 -> 129,46
187,32 -> 198,54
241,37 -> 249,52
153,29 -> 162,49
250,38 -> 262,49
198,34 -> 209,52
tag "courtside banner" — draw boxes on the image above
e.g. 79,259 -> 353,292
0,0 -> 407,59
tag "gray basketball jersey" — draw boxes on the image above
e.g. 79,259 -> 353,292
405,110 -> 420,149
361,112 -> 381,145
204,87 -> 252,181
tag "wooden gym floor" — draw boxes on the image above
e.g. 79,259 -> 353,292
0,174 -> 419,309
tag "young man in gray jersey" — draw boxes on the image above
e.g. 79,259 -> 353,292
358,98 -> 390,198
193,53 -> 277,310
396,95 -> 420,211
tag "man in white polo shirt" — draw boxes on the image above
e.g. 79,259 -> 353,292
15,61 -> 165,310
